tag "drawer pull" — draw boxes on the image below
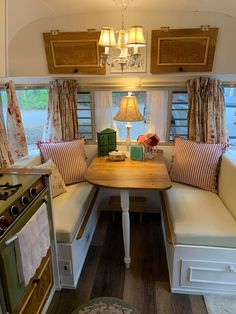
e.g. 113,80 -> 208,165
227,265 -> 236,273
86,234 -> 90,242
33,278 -> 40,285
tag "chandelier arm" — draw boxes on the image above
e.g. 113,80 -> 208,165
121,4 -> 128,29
99,0 -> 145,73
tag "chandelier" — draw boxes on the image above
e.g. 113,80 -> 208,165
98,0 -> 146,73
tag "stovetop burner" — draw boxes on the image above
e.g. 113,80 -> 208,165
0,173 -> 46,238
0,183 -> 23,201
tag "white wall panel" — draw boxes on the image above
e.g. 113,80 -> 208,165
7,10 -> 236,80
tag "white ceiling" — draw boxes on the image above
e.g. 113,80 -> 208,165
8,0 -> 236,40
9,0 -> 236,16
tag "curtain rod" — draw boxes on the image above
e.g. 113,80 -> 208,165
0,81 -> 236,90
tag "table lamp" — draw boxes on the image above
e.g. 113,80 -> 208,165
113,94 -> 144,152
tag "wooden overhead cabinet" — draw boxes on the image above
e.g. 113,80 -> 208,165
150,28 -> 218,73
43,32 -> 106,75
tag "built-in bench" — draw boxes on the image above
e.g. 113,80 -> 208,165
14,145 -> 101,289
161,150 -> 236,295
53,182 -> 100,288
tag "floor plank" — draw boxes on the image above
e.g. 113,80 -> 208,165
90,214 -> 125,299
155,281 -> 207,314
47,212 -> 208,314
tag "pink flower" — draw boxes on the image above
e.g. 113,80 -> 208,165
137,133 -> 160,147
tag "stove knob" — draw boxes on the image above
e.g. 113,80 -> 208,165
29,187 -> 37,197
10,205 -> 20,217
21,196 -> 29,206
0,216 -> 10,231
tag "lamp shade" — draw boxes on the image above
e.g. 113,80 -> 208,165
99,27 -> 116,47
117,29 -> 128,49
113,96 -> 144,122
127,26 -> 146,47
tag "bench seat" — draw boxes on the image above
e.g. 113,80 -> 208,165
162,150 -> 236,295
165,182 -> 236,248
52,182 -> 96,243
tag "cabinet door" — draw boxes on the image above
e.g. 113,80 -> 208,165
43,32 -> 106,75
0,0 -> 6,77
14,251 -> 53,314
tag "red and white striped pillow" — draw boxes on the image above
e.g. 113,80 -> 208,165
170,137 -> 226,193
38,139 -> 87,185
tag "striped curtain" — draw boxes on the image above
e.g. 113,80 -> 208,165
5,81 -> 28,159
0,95 -> 14,167
187,77 -> 227,144
43,80 -> 78,141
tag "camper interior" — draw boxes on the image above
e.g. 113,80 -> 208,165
0,0 -> 236,313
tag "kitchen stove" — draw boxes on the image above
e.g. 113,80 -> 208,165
0,173 -> 45,238
0,183 -> 22,200
0,170 -> 52,314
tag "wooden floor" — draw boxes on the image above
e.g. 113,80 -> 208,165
47,212 -> 208,314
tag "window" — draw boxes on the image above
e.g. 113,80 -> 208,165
0,88 -> 48,150
170,88 -> 236,146
112,91 -> 146,141
77,92 -> 93,140
224,87 -> 236,147
17,89 -> 48,150
170,91 -> 189,141
0,89 -> 7,114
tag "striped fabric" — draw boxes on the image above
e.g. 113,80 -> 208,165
39,139 -> 87,185
170,137 -> 226,193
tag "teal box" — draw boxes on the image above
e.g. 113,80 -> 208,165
130,145 -> 143,160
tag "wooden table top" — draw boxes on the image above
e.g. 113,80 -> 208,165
85,156 -> 172,190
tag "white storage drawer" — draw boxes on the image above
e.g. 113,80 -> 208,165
181,259 -> 236,292
57,203 -> 99,289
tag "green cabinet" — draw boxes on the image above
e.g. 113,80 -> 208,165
97,128 -> 117,156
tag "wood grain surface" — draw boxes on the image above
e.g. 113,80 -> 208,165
47,213 -> 207,314
85,156 -> 172,190
43,32 -> 106,75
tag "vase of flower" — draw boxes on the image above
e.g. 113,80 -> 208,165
137,133 -> 160,160
143,145 -> 156,159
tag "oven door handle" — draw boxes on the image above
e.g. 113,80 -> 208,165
5,199 -> 48,247
5,234 -> 18,246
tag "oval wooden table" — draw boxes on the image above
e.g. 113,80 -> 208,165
85,155 -> 172,268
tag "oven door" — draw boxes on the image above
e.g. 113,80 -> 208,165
0,191 -> 48,314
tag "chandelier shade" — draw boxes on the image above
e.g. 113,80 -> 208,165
113,95 -> 144,122
98,27 -> 117,47
117,29 -> 128,49
98,1 -> 146,72
127,26 -> 146,47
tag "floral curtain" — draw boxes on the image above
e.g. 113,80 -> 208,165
145,90 -> 169,141
0,94 -> 14,167
59,80 -> 78,141
43,80 -> 62,141
43,80 -> 78,141
5,81 -> 28,159
187,77 -> 227,144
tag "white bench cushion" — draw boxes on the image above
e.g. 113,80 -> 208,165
164,182 -> 236,248
52,182 -> 96,243
218,150 -> 236,220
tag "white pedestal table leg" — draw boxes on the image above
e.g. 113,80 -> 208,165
120,189 -> 131,268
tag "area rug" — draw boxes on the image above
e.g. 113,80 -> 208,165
204,295 -> 236,314
71,297 -> 140,314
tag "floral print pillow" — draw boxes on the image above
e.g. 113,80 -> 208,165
32,159 -> 67,198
